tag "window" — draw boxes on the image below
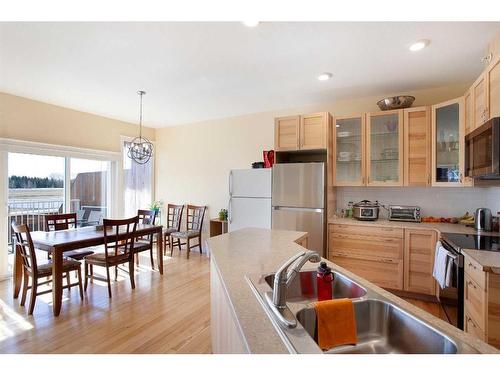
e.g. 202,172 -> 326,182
123,140 -> 153,217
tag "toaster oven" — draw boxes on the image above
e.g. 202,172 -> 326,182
388,205 -> 421,222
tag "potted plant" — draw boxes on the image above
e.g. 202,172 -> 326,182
218,209 -> 228,221
149,200 -> 164,223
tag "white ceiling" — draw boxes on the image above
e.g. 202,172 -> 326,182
1,22 -> 499,128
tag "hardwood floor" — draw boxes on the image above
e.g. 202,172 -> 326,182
0,250 -> 211,353
0,248 -> 449,354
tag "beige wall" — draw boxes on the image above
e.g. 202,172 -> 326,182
155,83 -> 469,228
0,92 -> 155,152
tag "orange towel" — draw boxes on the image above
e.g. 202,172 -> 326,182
315,298 -> 357,350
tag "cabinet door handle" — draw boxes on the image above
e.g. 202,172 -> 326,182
467,280 -> 477,289
467,316 -> 477,328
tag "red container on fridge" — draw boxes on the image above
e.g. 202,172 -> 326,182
316,262 -> 334,301
263,150 -> 275,168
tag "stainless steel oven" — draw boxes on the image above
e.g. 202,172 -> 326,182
439,236 -> 465,330
465,117 -> 500,179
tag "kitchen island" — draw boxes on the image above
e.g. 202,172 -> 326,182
207,228 -> 498,354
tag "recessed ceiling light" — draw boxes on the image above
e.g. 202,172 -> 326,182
242,21 -> 259,27
409,39 -> 430,52
317,72 -> 333,81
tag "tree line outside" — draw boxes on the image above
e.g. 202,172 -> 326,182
9,175 -> 64,189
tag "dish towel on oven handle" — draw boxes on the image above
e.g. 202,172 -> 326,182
433,241 -> 453,289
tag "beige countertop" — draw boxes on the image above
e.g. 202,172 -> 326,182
330,218 -> 500,272
206,227 -> 499,354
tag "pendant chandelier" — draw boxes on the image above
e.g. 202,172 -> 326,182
128,90 -> 153,164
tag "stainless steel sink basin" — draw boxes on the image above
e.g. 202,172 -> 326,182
246,267 -> 477,354
264,270 -> 367,303
296,299 -> 458,354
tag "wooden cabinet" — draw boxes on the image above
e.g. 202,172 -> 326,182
328,224 -> 404,290
431,97 -> 466,186
404,107 -> 431,186
487,56 -> 500,120
366,110 -> 404,186
472,73 -> 489,129
463,253 -> 500,349
210,258 -> 249,353
332,114 -> 366,186
403,229 -> 437,295
274,115 -> 300,151
465,89 -> 474,135
274,112 -> 329,151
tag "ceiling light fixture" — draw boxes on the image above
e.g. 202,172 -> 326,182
128,90 -> 153,164
242,21 -> 260,27
409,39 -> 430,52
317,72 -> 333,81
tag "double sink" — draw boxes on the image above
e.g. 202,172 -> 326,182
247,269 -> 474,354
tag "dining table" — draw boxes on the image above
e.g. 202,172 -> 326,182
12,224 -> 164,316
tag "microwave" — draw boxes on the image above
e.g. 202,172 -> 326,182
465,117 -> 500,179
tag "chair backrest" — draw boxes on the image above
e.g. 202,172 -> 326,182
167,204 -> 184,231
88,210 -> 103,225
45,213 -> 78,232
11,223 -> 37,274
138,209 -> 157,225
186,205 -> 206,232
102,216 -> 138,261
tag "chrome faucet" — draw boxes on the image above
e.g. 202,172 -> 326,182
272,250 -> 321,309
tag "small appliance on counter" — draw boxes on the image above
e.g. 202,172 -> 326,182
474,207 -> 492,232
352,200 -> 379,221
388,205 -> 421,222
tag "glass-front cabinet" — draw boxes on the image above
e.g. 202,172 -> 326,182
366,110 -> 404,186
431,98 -> 465,186
332,115 -> 365,186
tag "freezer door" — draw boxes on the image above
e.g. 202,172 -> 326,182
228,197 -> 272,232
272,163 -> 324,208
230,169 -> 272,198
272,206 -> 325,255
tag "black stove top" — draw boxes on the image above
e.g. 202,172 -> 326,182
442,232 -> 500,252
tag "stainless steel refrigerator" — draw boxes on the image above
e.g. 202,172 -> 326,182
272,162 -> 325,256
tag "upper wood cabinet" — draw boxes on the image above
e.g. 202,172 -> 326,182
331,114 -> 366,186
465,89 -> 473,135
487,56 -> 500,120
431,97 -> 466,187
274,115 -> 300,151
366,110 -> 404,186
403,229 -> 437,296
404,107 -> 431,187
472,73 -> 489,130
274,112 -> 330,151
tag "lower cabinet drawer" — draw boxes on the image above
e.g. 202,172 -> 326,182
464,255 -> 487,291
331,254 -> 403,290
329,233 -> 403,260
465,310 -> 486,341
464,273 -> 487,331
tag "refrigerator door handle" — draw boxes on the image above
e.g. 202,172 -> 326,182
228,197 -> 233,223
229,170 -> 233,196
272,206 -> 324,213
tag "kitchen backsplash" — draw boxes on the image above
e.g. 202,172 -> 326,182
336,187 -> 500,218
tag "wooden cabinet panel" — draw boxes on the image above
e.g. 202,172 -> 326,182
465,310 -> 486,341
330,233 -> 403,260
464,254 -> 487,291
366,110 -> 404,186
403,229 -> 437,295
300,112 -> 328,150
332,254 -> 403,290
274,115 -> 300,151
330,223 -> 403,238
473,74 -> 488,129
404,107 -> 431,186
465,89 -> 473,135
464,273 -> 487,331
487,57 -> 500,120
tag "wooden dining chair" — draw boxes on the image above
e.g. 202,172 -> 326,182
133,209 -> 157,269
163,204 -> 184,256
44,213 -> 95,261
170,205 -> 206,259
12,222 -> 84,315
84,216 -> 138,298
